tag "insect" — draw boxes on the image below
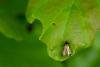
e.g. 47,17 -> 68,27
62,41 -> 72,56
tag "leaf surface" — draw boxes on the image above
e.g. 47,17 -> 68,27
0,0 -> 30,40
26,0 -> 100,61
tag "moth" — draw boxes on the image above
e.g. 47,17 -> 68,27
62,42 -> 72,56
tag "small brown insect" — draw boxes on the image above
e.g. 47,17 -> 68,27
62,41 -> 72,56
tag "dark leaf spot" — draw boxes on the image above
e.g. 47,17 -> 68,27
52,23 -> 56,26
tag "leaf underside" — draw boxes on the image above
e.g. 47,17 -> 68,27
26,0 -> 100,61
0,0 -> 100,61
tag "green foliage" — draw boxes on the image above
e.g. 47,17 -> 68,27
26,0 -> 100,61
0,0 -> 29,40
0,26 -> 100,67
0,0 -> 100,65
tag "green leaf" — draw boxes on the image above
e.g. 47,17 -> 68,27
0,0 -> 30,41
26,0 -> 100,61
